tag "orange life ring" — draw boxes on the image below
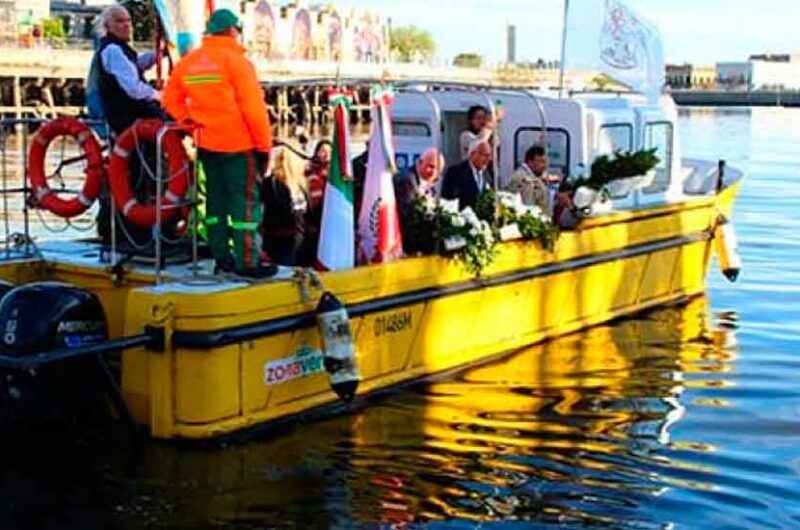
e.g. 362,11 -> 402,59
108,119 -> 190,228
27,117 -> 104,218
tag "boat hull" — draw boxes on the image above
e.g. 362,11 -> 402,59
121,196 -> 719,439
0,190 -> 736,440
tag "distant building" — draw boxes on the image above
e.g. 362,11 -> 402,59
13,0 -> 48,22
748,53 -> 800,63
717,60 -> 800,90
0,0 -> 48,45
51,0 -> 103,40
666,63 -> 715,89
506,23 -> 516,64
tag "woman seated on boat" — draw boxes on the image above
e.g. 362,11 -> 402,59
303,139 -> 331,263
260,146 -> 311,266
306,139 -> 331,213
459,105 -> 493,160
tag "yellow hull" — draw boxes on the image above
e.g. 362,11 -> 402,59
0,190 -> 737,440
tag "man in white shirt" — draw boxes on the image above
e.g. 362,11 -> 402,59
88,5 -> 165,245
505,145 -> 553,213
87,4 -> 162,135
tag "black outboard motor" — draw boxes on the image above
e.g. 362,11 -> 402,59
0,279 -> 14,301
0,282 -> 110,429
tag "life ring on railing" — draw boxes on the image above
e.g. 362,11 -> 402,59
108,119 -> 189,228
27,117 -> 104,218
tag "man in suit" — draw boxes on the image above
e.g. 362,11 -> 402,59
441,139 -> 493,209
394,148 -> 443,217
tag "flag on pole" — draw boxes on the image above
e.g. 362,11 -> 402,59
563,0 -> 665,102
153,0 -> 211,57
357,86 -> 403,264
317,92 -> 355,271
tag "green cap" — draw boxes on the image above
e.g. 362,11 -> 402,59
205,8 -> 241,35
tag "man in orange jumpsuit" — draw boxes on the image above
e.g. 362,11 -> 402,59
163,8 -> 273,277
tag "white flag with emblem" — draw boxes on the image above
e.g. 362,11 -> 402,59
563,0 -> 664,101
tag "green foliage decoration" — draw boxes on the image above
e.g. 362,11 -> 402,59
568,148 -> 660,191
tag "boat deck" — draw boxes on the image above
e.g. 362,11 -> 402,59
1,239 -> 300,294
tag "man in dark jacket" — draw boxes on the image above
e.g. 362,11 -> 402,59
441,139 -> 493,209
88,5 -> 165,247
89,4 -> 162,135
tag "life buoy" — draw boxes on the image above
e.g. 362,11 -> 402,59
316,291 -> 360,401
108,119 -> 189,228
27,117 -> 104,218
714,215 -> 741,282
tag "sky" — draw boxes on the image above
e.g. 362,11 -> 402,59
353,0 -> 800,65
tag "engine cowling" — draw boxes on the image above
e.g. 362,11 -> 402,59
0,282 -> 110,430
0,282 -> 108,356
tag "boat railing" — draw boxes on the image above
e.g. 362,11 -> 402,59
0,117 -> 111,260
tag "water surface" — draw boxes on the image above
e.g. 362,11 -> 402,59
3,107 -> 800,529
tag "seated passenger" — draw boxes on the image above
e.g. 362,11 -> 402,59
394,148 -> 443,217
441,139 -> 493,210
505,145 -> 552,213
261,147 -> 310,266
306,139 -> 331,212
459,105 -> 493,160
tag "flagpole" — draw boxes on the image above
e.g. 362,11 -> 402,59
558,0 -> 569,98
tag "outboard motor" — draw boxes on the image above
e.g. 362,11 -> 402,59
0,279 -> 14,301
0,282 -> 110,429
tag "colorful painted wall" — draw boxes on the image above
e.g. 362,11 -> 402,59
246,1 -> 389,63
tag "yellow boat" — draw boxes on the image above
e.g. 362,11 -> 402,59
123,295 -> 734,525
0,85 -> 742,440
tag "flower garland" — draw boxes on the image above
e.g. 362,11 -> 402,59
406,190 -> 559,276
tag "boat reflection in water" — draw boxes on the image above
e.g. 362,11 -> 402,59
114,296 -> 738,528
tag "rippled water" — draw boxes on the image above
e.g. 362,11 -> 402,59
4,107 -> 800,529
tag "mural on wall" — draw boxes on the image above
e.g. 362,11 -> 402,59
351,10 -> 386,62
233,1 -> 389,63
290,8 -> 311,60
253,0 -> 275,58
326,9 -> 342,61
0,2 -> 15,42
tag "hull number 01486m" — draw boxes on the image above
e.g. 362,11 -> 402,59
374,310 -> 412,337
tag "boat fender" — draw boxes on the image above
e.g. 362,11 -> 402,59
316,291 -> 360,401
714,215 -> 741,282
27,117 -> 104,218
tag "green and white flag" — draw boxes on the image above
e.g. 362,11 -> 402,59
316,92 -> 354,270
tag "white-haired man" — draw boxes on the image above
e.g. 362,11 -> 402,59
87,4 -> 162,135
394,147 -> 444,215
441,139 -> 493,209
88,4 -> 165,246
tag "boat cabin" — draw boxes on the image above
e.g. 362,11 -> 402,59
391,85 -> 683,210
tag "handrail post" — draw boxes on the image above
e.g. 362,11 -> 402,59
716,159 -> 726,194
155,125 -> 167,286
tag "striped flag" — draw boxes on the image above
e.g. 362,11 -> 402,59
317,92 -> 354,271
357,86 -> 403,264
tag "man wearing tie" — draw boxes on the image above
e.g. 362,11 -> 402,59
441,139 -> 493,209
